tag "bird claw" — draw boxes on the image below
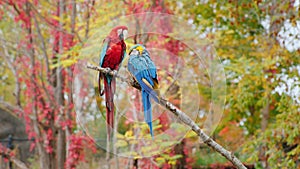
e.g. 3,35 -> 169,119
112,70 -> 118,75
104,68 -> 117,76
104,67 -> 111,72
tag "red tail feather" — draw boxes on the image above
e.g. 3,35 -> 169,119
104,78 -> 115,138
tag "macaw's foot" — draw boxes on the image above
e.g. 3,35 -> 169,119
104,67 -> 112,73
112,70 -> 118,75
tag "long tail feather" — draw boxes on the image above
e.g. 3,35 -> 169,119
142,91 -> 153,138
104,77 -> 114,139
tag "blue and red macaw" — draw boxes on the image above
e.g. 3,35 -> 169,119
127,44 -> 159,137
99,26 -> 128,138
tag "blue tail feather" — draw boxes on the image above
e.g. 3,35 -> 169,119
142,91 -> 153,138
147,122 -> 153,138
137,77 -> 159,103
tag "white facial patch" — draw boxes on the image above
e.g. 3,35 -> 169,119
123,30 -> 128,39
130,49 -> 139,56
117,29 -> 122,36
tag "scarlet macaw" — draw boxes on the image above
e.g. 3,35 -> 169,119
127,44 -> 159,137
99,26 -> 128,138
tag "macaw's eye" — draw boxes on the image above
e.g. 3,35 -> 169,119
123,30 -> 128,39
117,29 -> 122,36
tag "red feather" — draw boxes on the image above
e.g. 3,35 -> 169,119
104,78 -> 115,137
99,26 -> 127,139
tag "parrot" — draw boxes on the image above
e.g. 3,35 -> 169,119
127,44 -> 159,137
98,25 -> 128,138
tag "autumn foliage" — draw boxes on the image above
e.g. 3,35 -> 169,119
0,0 -> 299,169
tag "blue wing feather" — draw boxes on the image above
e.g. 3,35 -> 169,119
122,49 -> 126,62
142,51 -> 158,89
128,55 -> 158,102
127,48 -> 158,138
99,38 -> 109,67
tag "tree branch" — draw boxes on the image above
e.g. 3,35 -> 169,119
32,13 -> 50,80
87,64 -> 141,90
56,1 -> 66,168
0,148 -> 29,169
0,43 -> 21,107
86,64 -> 247,169
0,100 -> 23,115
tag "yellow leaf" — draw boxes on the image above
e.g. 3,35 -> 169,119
125,130 -> 133,137
115,140 -> 128,147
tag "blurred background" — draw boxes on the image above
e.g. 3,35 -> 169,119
0,0 -> 299,169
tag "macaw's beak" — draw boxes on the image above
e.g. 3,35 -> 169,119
119,33 -> 124,40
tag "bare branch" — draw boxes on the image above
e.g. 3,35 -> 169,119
86,64 -> 247,169
85,0 -> 90,39
0,100 -> 23,114
56,1 -> 67,168
87,64 -> 141,90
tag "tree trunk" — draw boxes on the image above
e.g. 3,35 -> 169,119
25,2 -> 54,169
174,140 -> 186,169
259,95 -> 270,169
56,0 -> 66,168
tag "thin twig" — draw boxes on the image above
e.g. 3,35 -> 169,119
86,64 -> 247,169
